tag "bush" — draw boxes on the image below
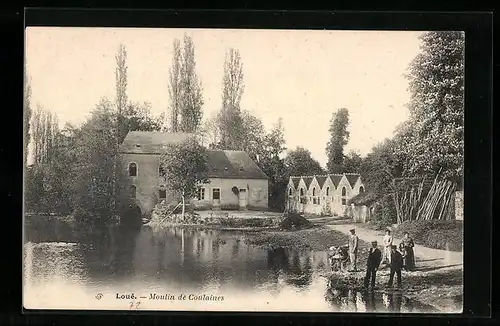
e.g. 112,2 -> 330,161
279,213 -> 313,230
394,220 -> 463,251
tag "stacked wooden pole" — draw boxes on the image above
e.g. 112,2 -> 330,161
393,171 -> 457,223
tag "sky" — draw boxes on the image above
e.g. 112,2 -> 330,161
25,27 -> 424,167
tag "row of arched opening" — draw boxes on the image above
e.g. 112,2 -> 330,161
288,185 -> 365,205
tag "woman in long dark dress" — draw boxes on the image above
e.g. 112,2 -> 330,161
400,232 -> 415,271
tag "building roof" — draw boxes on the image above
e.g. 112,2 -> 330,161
290,177 -> 301,188
315,175 -> 328,188
120,131 -> 267,180
206,150 -> 269,180
119,131 -> 196,154
348,191 -> 379,206
302,176 -> 314,188
345,173 -> 361,188
329,174 -> 343,188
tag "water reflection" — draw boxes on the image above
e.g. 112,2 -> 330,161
23,217 -> 436,312
324,288 -> 436,313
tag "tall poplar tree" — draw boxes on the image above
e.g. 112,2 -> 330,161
218,48 -> 245,149
24,69 -> 32,167
325,108 -> 350,173
179,35 -> 204,133
167,39 -> 182,132
115,43 -> 128,143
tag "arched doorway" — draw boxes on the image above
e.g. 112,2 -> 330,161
121,204 -> 143,228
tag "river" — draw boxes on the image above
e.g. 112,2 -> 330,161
23,216 -> 437,313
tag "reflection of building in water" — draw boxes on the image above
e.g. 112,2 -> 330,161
133,228 -> 271,288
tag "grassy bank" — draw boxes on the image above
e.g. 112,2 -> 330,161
393,220 -> 463,252
245,226 -> 372,253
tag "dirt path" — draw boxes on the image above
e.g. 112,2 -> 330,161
326,223 -> 463,272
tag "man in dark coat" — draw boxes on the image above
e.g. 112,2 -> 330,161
364,240 -> 382,289
387,245 -> 404,288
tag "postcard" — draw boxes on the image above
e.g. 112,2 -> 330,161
23,26 -> 464,313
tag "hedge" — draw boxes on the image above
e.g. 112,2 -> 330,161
393,220 -> 463,252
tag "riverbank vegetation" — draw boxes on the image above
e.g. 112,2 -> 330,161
393,220 -> 463,251
246,226 -> 371,253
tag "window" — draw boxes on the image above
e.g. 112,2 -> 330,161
326,187 -> 330,196
341,187 -> 347,205
342,198 -> 346,205
312,188 -> 316,196
197,187 -> 206,200
300,188 -> 304,196
159,189 -> 166,199
342,187 -> 346,196
289,188 -> 292,196
359,186 -> 365,193
129,185 -> 136,198
212,188 -> 220,200
129,163 -> 137,177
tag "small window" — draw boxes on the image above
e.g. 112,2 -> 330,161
136,144 -> 141,148
197,187 -> 206,200
300,188 -> 304,196
312,188 -> 316,196
342,198 -> 346,205
159,189 -> 166,199
326,187 -> 330,196
342,187 -> 346,196
359,186 -> 365,193
129,163 -> 137,177
212,188 -> 220,200
288,188 -> 292,196
129,185 -> 136,198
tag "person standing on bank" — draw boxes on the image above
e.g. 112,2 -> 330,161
382,229 -> 393,265
400,232 -> 416,271
348,228 -> 359,272
387,245 -> 404,288
364,240 -> 382,289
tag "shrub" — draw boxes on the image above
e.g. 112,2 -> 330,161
279,213 -> 313,230
394,220 -> 463,251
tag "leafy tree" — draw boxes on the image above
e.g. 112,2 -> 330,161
201,112 -> 221,148
285,147 -> 325,177
218,48 -> 245,149
259,118 -> 288,211
343,150 -> 363,173
326,108 -> 350,173
118,101 -> 162,143
179,35 -> 204,133
359,138 -> 403,194
398,31 -> 465,182
240,110 -> 266,161
159,137 -> 210,219
72,98 -> 118,226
